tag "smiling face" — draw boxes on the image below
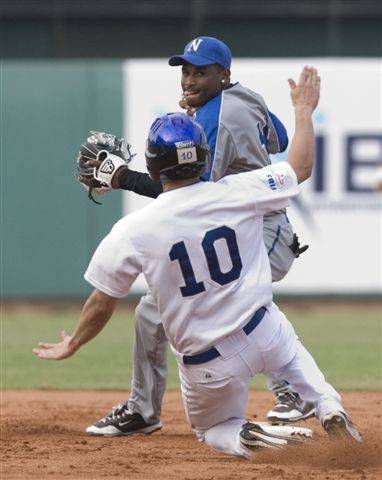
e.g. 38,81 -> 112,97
181,63 -> 230,108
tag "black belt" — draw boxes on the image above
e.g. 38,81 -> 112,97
183,306 -> 266,365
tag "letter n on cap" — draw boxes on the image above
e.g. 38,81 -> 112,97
187,39 -> 203,52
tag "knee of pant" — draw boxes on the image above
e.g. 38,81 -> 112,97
202,421 -> 251,458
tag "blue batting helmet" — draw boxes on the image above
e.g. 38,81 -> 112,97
145,113 -> 210,181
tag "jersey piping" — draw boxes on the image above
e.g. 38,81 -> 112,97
195,92 -> 223,181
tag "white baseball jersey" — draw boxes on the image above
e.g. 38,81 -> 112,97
85,162 -> 299,355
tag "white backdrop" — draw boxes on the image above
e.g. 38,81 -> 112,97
123,59 -> 382,295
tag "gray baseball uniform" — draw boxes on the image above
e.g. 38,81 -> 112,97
128,83 -> 296,423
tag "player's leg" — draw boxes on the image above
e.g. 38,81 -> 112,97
86,291 -> 167,436
176,353 -> 251,457
266,306 -> 362,442
128,291 -> 167,424
173,313 -> 312,458
265,373 -> 315,423
263,212 -> 315,423
270,342 -> 342,415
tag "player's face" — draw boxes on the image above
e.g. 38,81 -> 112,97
181,63 -> 227,108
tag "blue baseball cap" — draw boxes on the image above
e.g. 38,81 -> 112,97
168,36 -> 231,70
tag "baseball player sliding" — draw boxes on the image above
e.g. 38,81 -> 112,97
34,67 -> 362,457
77,37 -> 314,437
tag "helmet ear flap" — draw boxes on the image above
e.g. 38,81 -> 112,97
160,162 -> 206,180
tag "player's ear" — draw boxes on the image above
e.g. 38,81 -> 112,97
220,69 -> 230,87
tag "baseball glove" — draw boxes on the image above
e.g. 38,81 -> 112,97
77,131 -> 134,204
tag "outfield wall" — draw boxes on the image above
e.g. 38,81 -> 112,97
2,61 -> 123,297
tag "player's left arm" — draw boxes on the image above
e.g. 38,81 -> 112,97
227,67 -> 320,213
286,66 -> 320,183
33,289 -> 118,360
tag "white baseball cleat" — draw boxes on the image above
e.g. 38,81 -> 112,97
239,422 -> 313,450
322,411 -> 363,443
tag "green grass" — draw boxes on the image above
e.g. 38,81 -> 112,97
2,304 -> 381,390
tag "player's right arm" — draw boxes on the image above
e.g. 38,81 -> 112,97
33,217 -> 143,360
286,66 -> 320,184
33,289 -> 118,360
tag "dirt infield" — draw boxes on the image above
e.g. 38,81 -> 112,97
1,391 -> 381,479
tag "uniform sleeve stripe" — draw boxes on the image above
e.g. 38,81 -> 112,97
268,111 -> 289,153
206,92 -> 224,180
267,224 -> 281,256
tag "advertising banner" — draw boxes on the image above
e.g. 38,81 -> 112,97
124,59 -> 382,295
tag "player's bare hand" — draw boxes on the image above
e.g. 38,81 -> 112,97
288,66 -> 320,112
86,159 -> 101,169
33,330 -> 77,360
179,95 -> 197,117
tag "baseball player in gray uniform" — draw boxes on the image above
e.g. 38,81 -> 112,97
80,37 -> 314,436
35,68 -> 363,456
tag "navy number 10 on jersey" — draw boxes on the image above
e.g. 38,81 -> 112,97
169,226 -> 243,297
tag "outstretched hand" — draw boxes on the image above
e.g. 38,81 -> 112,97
33,330 -> 76,360
288,66 -> 320,113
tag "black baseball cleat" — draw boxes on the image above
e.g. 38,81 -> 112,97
86,402 -> 162,436
322,411 -> 363,443
239,422 -> 313,450
267,391 -> 315,424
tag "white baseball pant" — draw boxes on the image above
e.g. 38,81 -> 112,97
173,303 -> 343,457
